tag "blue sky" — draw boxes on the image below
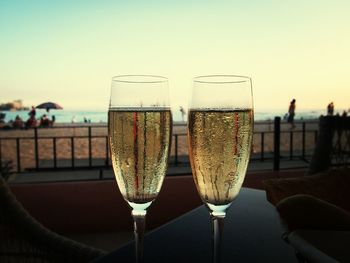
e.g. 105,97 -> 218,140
1,0 -> 350,111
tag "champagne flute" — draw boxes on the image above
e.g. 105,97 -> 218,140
187,75 -> 253,263
108,75 -> 172,263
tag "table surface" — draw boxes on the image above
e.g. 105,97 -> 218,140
93,188 -> 298,263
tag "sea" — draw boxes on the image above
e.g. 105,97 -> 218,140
1,108 -> 339,124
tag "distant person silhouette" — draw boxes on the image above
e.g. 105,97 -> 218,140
287,99 -> 296,128
13,115 -> 24,129
28,106 -> 36,118
71,116 -> 77,123
179,106 -> 186,122
327,102 -> 334,116
40,114 -> 50,127
25,115 -> 37,128
51,115 -> 56,127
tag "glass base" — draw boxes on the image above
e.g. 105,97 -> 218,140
206,203 -> 231,217
127,200 -> 152,215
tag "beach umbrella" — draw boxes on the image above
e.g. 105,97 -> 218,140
36,102 -> 63,112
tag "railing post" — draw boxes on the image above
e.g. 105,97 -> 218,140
314,130 -> 318,144
274,117 -> 281,171
260,132 -> 265,161
88,126 -> 92,167
0,139 -> 2,173
302,122 -> 306,159
53,138 -> 57,169
175,134 -> 178,165
290,131 -> 293,160
34,127 -> 39,170
16,138 -> 21,172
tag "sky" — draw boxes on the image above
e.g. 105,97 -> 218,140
1,0 -> 350,112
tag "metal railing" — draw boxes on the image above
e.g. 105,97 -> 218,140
0,118 -> 319,174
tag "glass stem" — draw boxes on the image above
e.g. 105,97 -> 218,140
211,212 -> 226,263
132,209 -> 147,263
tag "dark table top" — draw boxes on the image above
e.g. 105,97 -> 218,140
93,188 -> 297,263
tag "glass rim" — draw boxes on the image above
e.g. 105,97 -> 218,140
112,75 -> 168,84
194,75 -> 251,84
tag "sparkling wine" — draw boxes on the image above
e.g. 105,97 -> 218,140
188,109 -> 253,206
108,108 -> 172,204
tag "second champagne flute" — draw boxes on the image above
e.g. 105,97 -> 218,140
187,75 -> 254,263
108,75 -> 172,262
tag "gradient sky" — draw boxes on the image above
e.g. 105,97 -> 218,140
1,0 -> 349,112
